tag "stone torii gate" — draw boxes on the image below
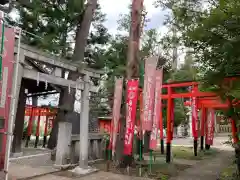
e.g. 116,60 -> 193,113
1,27 -> 103,174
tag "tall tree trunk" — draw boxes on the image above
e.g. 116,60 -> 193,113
47,0 -> 98,149
117,0 -> 143,166
12,81 -> 26,153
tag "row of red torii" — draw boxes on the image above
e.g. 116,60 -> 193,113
23,80 -> 239,163
24,105 -> 57,148
119,78 -> 240,163
138,79 -> 239,162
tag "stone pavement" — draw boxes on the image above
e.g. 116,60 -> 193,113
31,171 -> 152,180
0,137 -> 232,180
0,152 -> 58,180
22,150 -> 233,180
169,150 -> 233,180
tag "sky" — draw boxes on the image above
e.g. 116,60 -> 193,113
9,0 -> 169,36
20,0 -> 172,106
100,0 -> 169,35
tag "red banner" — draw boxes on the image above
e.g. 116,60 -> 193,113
150,69 -> 163,150
206,109 -> 215,145
109,78 -> 123,153
142,57 -> 158,131
0,24 -> 15,169
191,86 -> 198,139
123,79 -> 139,155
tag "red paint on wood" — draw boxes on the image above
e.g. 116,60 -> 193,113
27,108 -> 34,136
0,25 -> 15,169
167,87 -> 172,143
231,118 -> 238,144
35,109 -> 41,136
44,116 -> 49,136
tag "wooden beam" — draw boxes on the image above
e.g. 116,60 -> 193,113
17,44 -> 77,71
25,59 -> 61,92
23,69 -> 98,92
15,44 -> 104,78
27,91 -> 58,97
162,81 -> 198,88
161,92 -> 216,99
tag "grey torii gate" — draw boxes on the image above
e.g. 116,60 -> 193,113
6,31 -> 103,175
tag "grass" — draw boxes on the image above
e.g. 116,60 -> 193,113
150,146 -> 219,161
150,162 -> 191,179
219,165 -> 239,180
92,159 -> 191,180
171,146 -> 219,160
90,146 -> 218,179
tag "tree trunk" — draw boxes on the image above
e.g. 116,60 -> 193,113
12,82 -> 26,153
47,0 -> 98,149
117,0 -> 143,167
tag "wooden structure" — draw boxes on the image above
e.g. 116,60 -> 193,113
98,117 -> 111,133
0,26 -> 103,170
98,116 -> 121,134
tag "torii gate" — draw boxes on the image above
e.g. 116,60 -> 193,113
157,80 -> 239,163
185,96 -> 239,148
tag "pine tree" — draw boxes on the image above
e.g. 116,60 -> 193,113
11,0 -> 110,149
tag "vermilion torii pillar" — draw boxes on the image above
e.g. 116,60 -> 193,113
166,86 -> 173,163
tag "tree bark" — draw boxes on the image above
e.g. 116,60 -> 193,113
47,0 -> 98,149
12,82 -> 26,153
117,0 -> 143,166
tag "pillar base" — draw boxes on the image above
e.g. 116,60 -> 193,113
25,135 -> 31,147
200,136 -> 204,150
166,143 -> 171,163
70,166 -> 98,175
42,136 -> 47,148
194,139 -> 198,156
160,139 -> 164,154
205,144 -> 211,150
34,136 -> 39,148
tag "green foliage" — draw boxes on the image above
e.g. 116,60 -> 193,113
12,0 -> 110,69
10,0 -> 111,118
155,0 -> 240,147
16,0 -> 84,56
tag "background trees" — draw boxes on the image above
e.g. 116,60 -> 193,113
155,0 -> 240,171
6,0 -> 204,154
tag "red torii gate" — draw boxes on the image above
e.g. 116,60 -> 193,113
185,96 -> 239,149
159,80 -> 239,163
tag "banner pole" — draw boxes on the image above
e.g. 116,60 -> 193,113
149,150 -> 152,174
0,14 -> 5,80
139,133 -> 142,176
138,91 -> 143,176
